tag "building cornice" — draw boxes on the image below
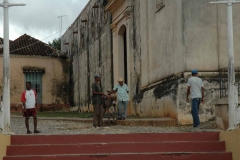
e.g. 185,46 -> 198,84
105,0 -> 125,13
0,54 -> 67,59
110,6 -> 131,32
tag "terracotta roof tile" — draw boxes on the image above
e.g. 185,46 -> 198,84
0,34 -> 66,58
0,37 -> 3,44
0,38 -> 13,45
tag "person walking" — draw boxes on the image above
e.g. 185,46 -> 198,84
92,74 -> 105,128
113,78 -> 129,120
21,82 -> 40,134
186,70 -> 204,128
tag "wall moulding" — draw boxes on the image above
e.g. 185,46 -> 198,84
105,0 -> 125,13
123,6 -> 131,19
110,24 -> 117,32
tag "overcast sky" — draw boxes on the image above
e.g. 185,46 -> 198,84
0,0 -> 89,43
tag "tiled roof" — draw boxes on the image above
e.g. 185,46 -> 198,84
0,34 -> 66,58
0,37 -> 13,45
0,37 -> 3,44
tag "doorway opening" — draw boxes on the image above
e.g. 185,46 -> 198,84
118,25 -> 128,84
25,72 -> 43,104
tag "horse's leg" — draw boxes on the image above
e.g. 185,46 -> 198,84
108,109 -> 111,125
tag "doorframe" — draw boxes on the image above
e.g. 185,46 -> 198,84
118,24 -> 128,84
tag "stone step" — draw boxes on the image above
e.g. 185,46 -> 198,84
7,141 -> 225,156
5,132 -> 231,160
4,152 -> 232,160
11,132 -> 220,145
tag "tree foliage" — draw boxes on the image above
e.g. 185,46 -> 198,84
48,38 -> 61,50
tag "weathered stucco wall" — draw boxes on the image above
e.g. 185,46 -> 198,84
213,97 -> 240,130
132,72 -> 219,125
0,134 -> 10,160
177,72 -> 219,125
62,0 -> 240,124
61,0 -> 112,111
0,56 -> 69,111
139,0 -> 184,87
139,0 -> 240,87
220,128 -> 240,160
183,0 -> 240,70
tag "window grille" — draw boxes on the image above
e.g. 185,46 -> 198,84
219,67 -> 240,98
24,72 -> 43,104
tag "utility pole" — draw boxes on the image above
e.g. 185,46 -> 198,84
210,0 -> 240,130
0,0 -> 25,133
58,15 -> 66,38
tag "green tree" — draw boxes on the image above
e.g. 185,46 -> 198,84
48,38 -> 61,50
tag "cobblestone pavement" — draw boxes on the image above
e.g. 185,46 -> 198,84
2,117 -> 220,135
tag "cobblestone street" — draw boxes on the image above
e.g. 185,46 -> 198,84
6,117 -> 219,135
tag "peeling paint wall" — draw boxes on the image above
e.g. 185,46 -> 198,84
177,74 -> 219,125
0,56 -> 69,111
132,72 -> 219,125
62,0 -> 240,123
61,0 -> 112,111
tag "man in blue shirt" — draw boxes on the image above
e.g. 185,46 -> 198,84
112,78 -> 129,120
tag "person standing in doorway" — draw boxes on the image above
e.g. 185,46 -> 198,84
113,78 -> 129,120
186,70 -> 204,128
21,82 -> 40,134
92,74 -> 105,128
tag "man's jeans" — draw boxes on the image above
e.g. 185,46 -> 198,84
118,101 -> 128,119
191,98 -> 201,127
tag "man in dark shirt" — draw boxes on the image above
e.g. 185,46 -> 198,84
92,74 -> 105,128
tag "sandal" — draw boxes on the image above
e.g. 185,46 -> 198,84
27,131 -> 32,134
34,130 -> 41,133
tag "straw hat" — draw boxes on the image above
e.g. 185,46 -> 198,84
118,78 -> 124,82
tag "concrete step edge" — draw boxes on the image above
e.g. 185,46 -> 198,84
8,141 -> 224,146
4,151 -> 232,157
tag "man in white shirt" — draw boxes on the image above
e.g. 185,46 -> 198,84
21,82 -> 40,134
112,78 -> 129,120
186,70 -> 204,128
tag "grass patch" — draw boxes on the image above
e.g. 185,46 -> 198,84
11,112 -> 92,118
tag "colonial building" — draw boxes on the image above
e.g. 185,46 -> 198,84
0,34 -> 69,112
61,0 -> 112,112
62,0 -> 240,125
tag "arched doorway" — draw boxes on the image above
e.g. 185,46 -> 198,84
118,25 -> 128,84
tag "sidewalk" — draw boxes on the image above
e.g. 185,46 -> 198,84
6,116 -> 222,135
11,115 -> 177,127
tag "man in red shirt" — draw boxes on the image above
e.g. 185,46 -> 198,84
21,82 -> 40,134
